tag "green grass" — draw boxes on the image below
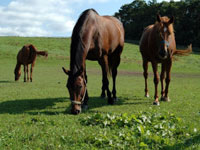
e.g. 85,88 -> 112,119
0,36 -> 200,149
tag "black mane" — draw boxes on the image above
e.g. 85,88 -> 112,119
70,9 -> 98,75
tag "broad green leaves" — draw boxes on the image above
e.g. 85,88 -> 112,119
81,111 -> 199,149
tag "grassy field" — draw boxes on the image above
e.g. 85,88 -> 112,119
0,36 -> 200,149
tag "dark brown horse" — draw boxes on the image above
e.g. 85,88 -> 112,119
14,44 -> 48,82
139,14 -> 192,105
62,9 -> 124,114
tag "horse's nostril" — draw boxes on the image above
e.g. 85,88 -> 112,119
76,110 -> 80,114
159,50 -> 167,58
72,109 -> 81,115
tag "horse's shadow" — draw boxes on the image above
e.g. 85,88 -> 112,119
0,80 -> 14,83
65,95 -> 151,114
0,97 -> 66,115
0,95 -> 150,115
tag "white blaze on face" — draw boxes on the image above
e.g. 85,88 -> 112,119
164,27 -> 167,32
163,27 -> 168,52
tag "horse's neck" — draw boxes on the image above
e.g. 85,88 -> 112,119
70,50 -> 86,75
148,27 -> 158,49
15,63 -> 21,73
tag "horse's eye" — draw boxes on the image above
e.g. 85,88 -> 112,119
78,85 -> 83,89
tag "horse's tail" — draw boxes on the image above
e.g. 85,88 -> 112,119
36,51 -> 48,57
173,44 -> 192,56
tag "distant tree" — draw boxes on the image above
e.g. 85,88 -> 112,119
114,0 -> 200,47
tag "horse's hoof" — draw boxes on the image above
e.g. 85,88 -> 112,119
113,97 -> 118,102
100,94 -> 106,99
108,98 -> 114,105
145,94 -> 150,98
161,97 -> 170,102
153,101 -> 160,105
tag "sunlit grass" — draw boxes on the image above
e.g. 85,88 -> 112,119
0,36 -> 199,149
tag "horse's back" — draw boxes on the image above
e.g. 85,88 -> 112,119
86,14 -> 124,60
99,16 -> 124,53
17,44 -> 36,64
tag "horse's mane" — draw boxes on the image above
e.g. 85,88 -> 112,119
70,9 -> 98,74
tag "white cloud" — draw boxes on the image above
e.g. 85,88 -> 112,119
159,0 -> 180,2
88,0 -> 109,4
0,0 -> 124,37
0,0 -> 75,37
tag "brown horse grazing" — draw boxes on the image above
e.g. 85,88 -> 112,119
14,44 -> 48,82
62,9 -> 124,114
139,14 -> 192,105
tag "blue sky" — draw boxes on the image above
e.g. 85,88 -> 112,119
0,0 -> 179,37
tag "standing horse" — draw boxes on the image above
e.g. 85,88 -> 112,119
139,14 -> 192,105
62,9 -> 124,114
14,44 -> 48,82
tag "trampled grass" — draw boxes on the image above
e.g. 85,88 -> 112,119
0,36 -> 200,149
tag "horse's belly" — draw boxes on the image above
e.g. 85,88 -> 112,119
86,49 -> 100,61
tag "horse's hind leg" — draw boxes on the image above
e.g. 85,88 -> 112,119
30,63 -> 35,82
143,59 -> 149,97
27,64 -> 30,82
111,55 -> 121,101
112,67 -> 117,101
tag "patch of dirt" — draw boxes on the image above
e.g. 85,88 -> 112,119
87,69 -> 200,78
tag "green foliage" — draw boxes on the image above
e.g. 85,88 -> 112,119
81,112 -> 199,149
115,0 -> 200,47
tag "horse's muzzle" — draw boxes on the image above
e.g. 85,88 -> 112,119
158,50 -> 168,60
71,108 -> 81,115
71,103 -> 82,115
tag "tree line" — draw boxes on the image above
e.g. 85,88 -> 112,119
114,0 -> 200,47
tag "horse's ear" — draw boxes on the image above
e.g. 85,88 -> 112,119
168,16 -> 174,24
62,67 -> 70,76
157,14 -> 161,22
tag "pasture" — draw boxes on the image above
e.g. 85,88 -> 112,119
0,36 -> 200,149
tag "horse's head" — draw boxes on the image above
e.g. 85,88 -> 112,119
156,14 -> 174,60
62,67 -> 86,115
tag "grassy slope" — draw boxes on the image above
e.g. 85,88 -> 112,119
0,36 -> 200,149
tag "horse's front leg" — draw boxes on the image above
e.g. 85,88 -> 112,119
163,60 -> 172,102
151,62 -> 160,105
160,63 -> 166,100
99,59 -> 106,98
82,71 -> 89,110
99,56 -> 113,104
24,65 -> 27,82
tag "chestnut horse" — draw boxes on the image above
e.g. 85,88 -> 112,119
139,14 -> 192,105
62,9 -> 124,114
14,44 -> 48,82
